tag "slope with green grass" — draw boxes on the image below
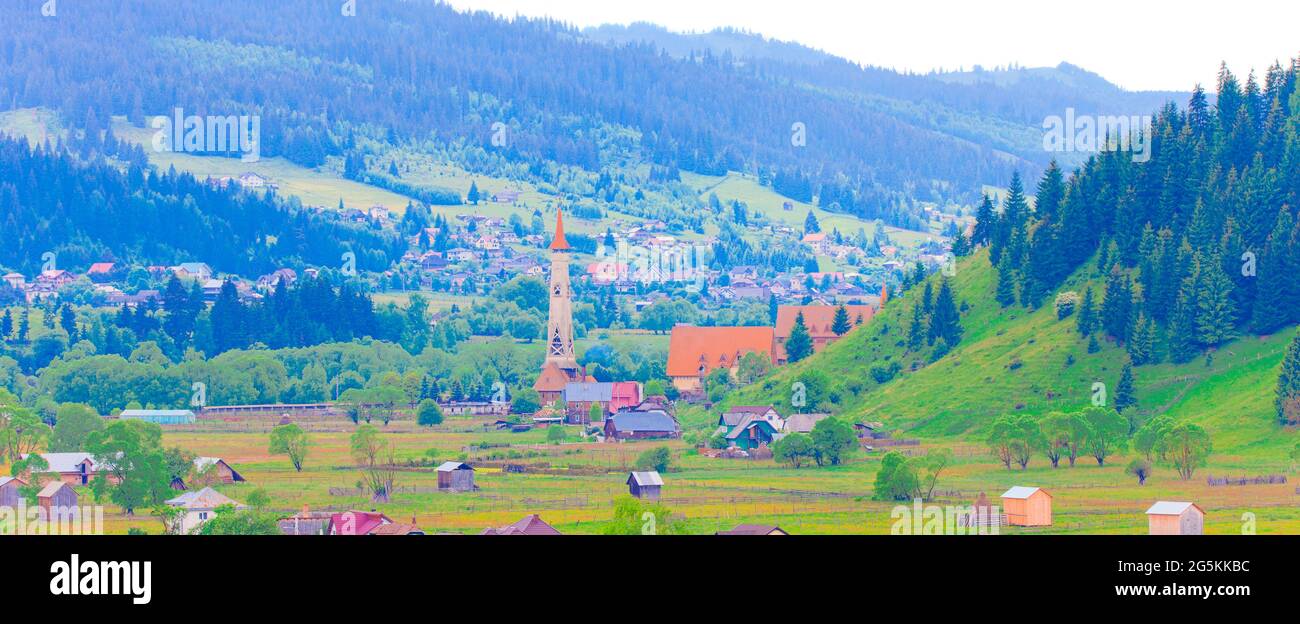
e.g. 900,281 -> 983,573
703,248 -> 1297,457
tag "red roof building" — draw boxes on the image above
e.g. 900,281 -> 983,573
481,514 -> 562,535
666,326 -> 775,394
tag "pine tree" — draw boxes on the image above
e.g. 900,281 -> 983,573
1252,209 -> 1295,334
994,253 -> 1018,307
1077,287 -> 1096,337
1115,363 -> 1137,414
1277,330 -> 1300,424
1127,313 -> 1156,365
972,194 -> 996,248
785,312 -> 813,363
768,293 -> 778,325
1100,268 -> 1132,342
1168,270 -> 1202,363
831,305 -> 851,336
907,304 -> 926,352
804,210 -> 821,234
0,309 -> 11,341
929,279 -> 963,347
1194,253 -> 1237,348
467,181 -> 480,205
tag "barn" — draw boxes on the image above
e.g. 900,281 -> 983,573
1000,486 -> 1052,526
437,462 -> 476,492
0,476 -> 26,509
1146,501 -> 1205,535
627,471 -> 663,500
37,482 -> 78,517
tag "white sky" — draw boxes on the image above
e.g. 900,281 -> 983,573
445,0 -> 1298,92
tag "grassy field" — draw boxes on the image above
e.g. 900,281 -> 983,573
7,408 -> 1291,536
682,171 -> 942,249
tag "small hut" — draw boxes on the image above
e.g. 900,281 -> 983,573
37,482 -> 78,517
436,462 -> 476,492
0,476 -> 26,509
1000,486 -> 1052,526
627,471 -> 663,500
1146,501 -> 1205,535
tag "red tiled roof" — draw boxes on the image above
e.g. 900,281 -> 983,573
481,514 -> 562,536
666,326 -> 774,378
774,305 -> 876,340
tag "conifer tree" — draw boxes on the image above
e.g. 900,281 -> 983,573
929,279 -> 963,347
1100,268 -> 1132,342
994,253 -> 1018,307
831,305 -> 851,336
1194,253 -> 1237,347
1278,330 -> 1300,424
1115,363 -> 1137,414
1076,287 -> 1096,337
785,312 -> 813,363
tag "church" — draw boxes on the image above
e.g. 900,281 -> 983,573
533,211 -> 593,405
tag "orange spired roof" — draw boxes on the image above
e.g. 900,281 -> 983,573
667,326 -> 775,378
549,210 -> 571,251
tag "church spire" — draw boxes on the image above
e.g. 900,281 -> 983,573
549,210 -> 571,251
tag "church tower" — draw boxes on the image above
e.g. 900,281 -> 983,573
533,210 -> 586,405
544,210 -> 577,367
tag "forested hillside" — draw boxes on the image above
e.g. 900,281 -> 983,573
1,0 -> 1167,213
0,135 -> 403,276
708,59 -> 1300,452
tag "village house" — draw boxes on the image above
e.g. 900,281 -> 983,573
481,514 -> 562,535
604,410 -> 680,441
563,381 -> 642,424
665,325 -> 776,394
326,510 -> 404,535
166,487 -> 247,534
27,452 -> 107,486
716,524 -> 788,535
724,416 -> 779,450
277,506 -> 333,536
86,262 -> 117,281
774,303 -> 878,364
627,471 -> 663,500
783,413 -> 830,434
436,462 -> 476,492
173,262 -> 214,281
3,272 -> 27,290
1146,501 -> 1205,535
37,482 -> 78,518
191,457 -> 246,486
717,406 -> 784,433
237,171 -> 268,188
256,268 -> 297,292
0,476 -> 26,509
1000,487 -> 1053,527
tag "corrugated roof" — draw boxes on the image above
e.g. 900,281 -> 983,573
437,462 -> 473,472
482,514 -> 562,536
628,471 -> 664,487
121,409 -> 195,417
0,476 -> 24,488
717,524 -> 787,535
1146,501 -> 1202,516
28,452 -> 99,474
38,481 -> 72,498
564,382 -> 614,403
165,486 -> 245,510
1000,486 -> 1047,500
784,413 -> 830,433
610,410 -> 678,433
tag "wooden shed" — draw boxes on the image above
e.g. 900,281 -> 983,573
1000,486 -> 1052,526
37,481 -> 78,516
437,462 -> 476,492
0,476 -> 26,509
627,471 -> 664,500
1146,501 -> 1205,535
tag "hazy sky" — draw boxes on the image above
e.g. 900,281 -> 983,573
446,0 -> 1297,92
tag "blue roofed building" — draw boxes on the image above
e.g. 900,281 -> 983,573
603,409 -> 679,441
